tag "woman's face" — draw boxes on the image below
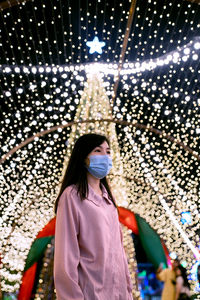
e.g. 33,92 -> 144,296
85,141 -> 111,166
176,268 -> 181,276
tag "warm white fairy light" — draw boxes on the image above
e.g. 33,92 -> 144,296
2,36 -> 200,77
0,0 -> 200,296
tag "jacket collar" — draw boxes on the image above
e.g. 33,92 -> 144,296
86,183 -> 113,206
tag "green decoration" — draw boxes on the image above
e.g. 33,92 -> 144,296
135,214 -> 167,269
24,236 -> 53,271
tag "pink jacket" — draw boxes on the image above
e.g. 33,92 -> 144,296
54,184 -> 133,300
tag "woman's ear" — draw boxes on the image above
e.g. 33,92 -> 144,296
85,157 -> 90,167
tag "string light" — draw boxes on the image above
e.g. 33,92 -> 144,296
0,0 -> 200,296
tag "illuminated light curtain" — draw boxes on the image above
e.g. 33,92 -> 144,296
0,0 -> 200,293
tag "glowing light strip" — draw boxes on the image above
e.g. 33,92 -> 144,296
129,133 -> 200,261
1,37 -> 200,76
158,194 -> 200,260
148,172 -> 200,260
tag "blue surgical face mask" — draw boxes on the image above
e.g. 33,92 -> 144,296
86,155 -> 112,179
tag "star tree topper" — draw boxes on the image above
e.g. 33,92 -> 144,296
86,36 -> 106,54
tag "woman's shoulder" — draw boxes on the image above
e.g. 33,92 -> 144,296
63,184 -> 77,194
59,184 -> 80,204
57,185 -> 81,218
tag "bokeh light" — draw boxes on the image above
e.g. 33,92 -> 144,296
0,0 -> 200,295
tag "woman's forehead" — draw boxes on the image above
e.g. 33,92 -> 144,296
96,141 -> 110,148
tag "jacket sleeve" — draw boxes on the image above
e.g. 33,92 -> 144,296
119,225 -> 133,297
54,187 -> 84,300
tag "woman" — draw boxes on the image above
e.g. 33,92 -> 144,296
54,133 -> 133,300
175,265 -> 190,300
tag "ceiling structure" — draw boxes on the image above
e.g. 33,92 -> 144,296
0,0 -> 200,293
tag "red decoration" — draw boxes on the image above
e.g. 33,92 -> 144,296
161,239 -> 172,267
118,206 -> 139,235
36,217 -> 56,239
18,263 -> 37,300
18,217 -> 56,300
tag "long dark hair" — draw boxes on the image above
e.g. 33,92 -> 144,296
177,265 -> 190,289
55,133 -> 116,212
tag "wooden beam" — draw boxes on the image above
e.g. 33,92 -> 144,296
111,0 -> 137,107
1,118 -> 200,164
0,0 -> 31,10
184,0 -> 200,4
